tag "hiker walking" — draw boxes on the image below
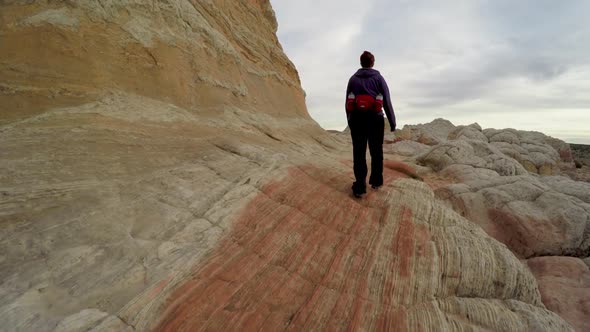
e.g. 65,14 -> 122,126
345,51 -> 396,198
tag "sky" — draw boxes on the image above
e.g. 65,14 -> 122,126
271,0 -> 590,144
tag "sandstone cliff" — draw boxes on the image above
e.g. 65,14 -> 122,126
0,1 -> 583,331
1,0 -> 309,121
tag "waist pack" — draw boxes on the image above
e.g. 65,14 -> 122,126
346,93 -> 383,112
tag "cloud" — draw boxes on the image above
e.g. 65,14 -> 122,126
271,0 -> 590,142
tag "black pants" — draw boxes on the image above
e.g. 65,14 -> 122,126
348,112 -> 384,191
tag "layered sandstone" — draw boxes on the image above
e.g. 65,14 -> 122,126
393,119 -> 590,330
403,121 -> 589,259
528,257 -> 590,332
1,0 -> 309,122
0,1 -> 579,332
148,163 -> 568,331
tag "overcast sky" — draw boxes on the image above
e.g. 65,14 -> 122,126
271,0 -> 590,144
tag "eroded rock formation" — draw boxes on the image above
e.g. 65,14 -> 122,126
149,163 -> 568,331
528,256 -> 590,332
1,0 -> 308,121
404,121 -> 590,259
0,1 -> 583,332
567,144 -> 590,182
393,119 -> 590,330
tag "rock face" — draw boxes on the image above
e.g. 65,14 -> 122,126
398,120 -> 590,260
395,118 -> 456,146
436,175 -> 590,258
388,140 -> 430,157
418,139 -> 529,177
399,120 -> 574,176
1,0 -> 308,122
0,2 -> 579,332
566,144 -> 590,182
149,164 -> 569,331
483,128 -> 571,175
527,257 -> 590,332
571,144 -> 590,167
0,1 -> 328,330
392,119 -> 590,330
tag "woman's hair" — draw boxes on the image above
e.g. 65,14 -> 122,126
360,51 -> 375,68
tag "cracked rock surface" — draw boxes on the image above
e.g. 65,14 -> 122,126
394,119 -> 589,330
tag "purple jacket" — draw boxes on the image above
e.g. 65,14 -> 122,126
346,68 -> 396,131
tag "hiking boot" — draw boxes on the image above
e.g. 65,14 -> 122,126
369,179 -> 383,190
351,182 -> 366,198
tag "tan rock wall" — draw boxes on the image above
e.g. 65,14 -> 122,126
0,0 -> 309,124
0,1 -> 331,330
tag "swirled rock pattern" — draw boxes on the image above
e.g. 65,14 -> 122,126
0,1 -> 579,332
388,140 -> 430,157
398,119 -> 574,175
435,175 -> 590,258
147,163 -> 568,331
395,118 -> 456,146
393,119 -> 590,330
397,120 -> 590,259
484,128 -> 570,175
527,257 -> 590,332
417,139 -> 529,176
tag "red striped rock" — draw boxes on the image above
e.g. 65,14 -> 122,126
527,257 -> 590,332
0,1 -> 576,331
114,164 -> 569,331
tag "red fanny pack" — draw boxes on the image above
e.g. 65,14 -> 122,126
346,94 -> 383,112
